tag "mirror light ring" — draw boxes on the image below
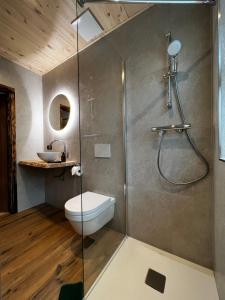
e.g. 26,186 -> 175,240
47,90 -> 76,136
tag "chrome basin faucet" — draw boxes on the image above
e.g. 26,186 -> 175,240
47,140 -> 67,162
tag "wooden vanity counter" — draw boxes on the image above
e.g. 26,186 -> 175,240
19,160 -> 77,169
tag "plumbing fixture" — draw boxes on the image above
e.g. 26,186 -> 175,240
152,33 -> 209,185
78,0 -> 216,7
47,140 -> 67,162
151,123 -> 191,133
163,33 -> 182,108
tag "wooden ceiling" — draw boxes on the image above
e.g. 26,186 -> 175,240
0,0 -> 152,75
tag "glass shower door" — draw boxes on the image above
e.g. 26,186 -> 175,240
77,16 -> 127,294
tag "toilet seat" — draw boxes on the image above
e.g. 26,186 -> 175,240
65,191 -> 115,222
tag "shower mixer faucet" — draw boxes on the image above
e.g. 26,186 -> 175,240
152,124 -> 191,134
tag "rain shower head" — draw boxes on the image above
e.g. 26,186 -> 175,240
167,40 -> 182,57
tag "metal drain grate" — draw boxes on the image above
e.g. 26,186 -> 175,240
145,269 -> 166,294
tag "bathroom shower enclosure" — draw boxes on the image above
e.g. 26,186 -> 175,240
151,33 -> 209,185
0,0 -> 223,298
77,0 -> 218,297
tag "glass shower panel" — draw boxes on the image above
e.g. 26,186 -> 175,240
217,0 -> 225,160
76,1 -> 214,299
77,19 -> 127,295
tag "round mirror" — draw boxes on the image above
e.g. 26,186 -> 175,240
49,94 -> 71,131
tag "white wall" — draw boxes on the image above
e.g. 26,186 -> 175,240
43,56 -> 80,209
0,57 -> 45,211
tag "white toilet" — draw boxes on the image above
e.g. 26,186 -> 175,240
65,191 -> 116,236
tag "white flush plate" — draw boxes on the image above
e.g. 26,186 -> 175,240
94,144 -> 111,158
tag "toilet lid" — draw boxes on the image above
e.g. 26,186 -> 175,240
65,191 -> 114,216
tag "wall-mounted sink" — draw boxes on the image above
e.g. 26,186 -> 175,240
37,152 -> 62,163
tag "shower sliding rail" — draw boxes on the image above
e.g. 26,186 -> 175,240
78,0 -> 216,6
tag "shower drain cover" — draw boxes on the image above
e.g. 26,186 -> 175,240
145,269 -> 166,294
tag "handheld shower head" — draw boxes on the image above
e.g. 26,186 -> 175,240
164,34 -> 182,109
167,40 -> 182,57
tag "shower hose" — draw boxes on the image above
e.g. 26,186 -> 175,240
157,76 -> 209,185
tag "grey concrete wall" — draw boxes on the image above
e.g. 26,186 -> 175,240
107,5 -> 213,268
78,5 -> 213,265
79,41 -> 126,233
0,57 -> 45,211
43,56 -> 81,208
213,1 -> 225,299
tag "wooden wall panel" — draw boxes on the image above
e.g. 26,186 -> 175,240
0,0 -> 152,75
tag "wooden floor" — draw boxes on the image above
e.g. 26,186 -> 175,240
0,204 -> 124,300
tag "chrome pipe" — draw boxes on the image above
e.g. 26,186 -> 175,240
165,32 -> 172,109
170,57 -> 178,74
121,61 -> 129,235
168,76 -> 172,109
79,0 -> 215,5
